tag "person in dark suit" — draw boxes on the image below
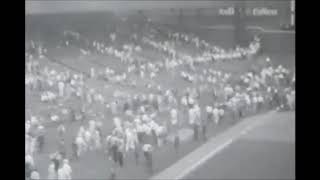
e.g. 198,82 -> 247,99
117,139 -> 124,168
71,137 -> 78,161
134,142 -> 140,165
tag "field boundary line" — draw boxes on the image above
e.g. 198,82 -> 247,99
150,111 -> 276,180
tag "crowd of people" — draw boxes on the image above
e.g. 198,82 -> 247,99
25,21 -> 295,180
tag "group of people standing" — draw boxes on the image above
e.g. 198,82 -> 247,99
25,21 -> 294,180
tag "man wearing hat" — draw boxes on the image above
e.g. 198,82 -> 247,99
142,143 -> 154,174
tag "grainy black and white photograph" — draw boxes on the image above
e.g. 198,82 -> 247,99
25,0 -> 295,179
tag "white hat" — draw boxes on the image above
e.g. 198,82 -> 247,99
142,115 -> 148,122
134,118 -> 141,124
189,98 -> 194,105
206,106 -> 212,112
266,57 -> 270,62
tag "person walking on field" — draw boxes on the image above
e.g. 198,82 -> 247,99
143,143 -> 154,174
71,137 -> 78,161
174,133 -> 180,154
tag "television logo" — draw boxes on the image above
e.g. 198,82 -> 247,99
219,7 -> 234,16
219,7 -> 278,16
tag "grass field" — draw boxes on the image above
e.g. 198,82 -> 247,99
27,48 -> 294,179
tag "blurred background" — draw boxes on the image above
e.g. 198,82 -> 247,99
26,0 -> 295,53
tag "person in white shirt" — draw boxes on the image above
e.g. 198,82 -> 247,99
142,144 -> 153,173
93,129 -> 102,150
58,81 -> 65,97
111,101 -> 118,115
113,117 -> 122,130
77,126 -> 85,138
110,33 -> 116,42
257,96 -> 264,111
170,108 -> 178,132
218,108 -> 225,121
125,126 -> 137,152
26,154 -> 34,169
212,107 -> 220,124
76,134 -> 86,156
84,130 -> 93,151
57,167 -> 66,180
61,159 -> 72,179
88,120 -> 96,134
189,104 -> 200,141
188,105 -> 195,125
47,161 -> 57,179
30,168 -> 40,180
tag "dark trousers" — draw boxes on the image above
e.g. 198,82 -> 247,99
111,146 -> 118,163
193,124 -> 199,141
144,152 -> 153,173
72,143 -> 78,160
257,102 -> 262,112
110,172 -> 116,180
202,125 -> 207,141
134,148 -> 139,165
118,151 -> 124,167
137,132 -> 144,144
174,135 -> 180,153
152,130 -> 158,147
37,135 -> 44,153
53,159 -> 60,172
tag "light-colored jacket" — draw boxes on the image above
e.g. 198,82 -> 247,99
30,171 -> 40,179
47,163 -> 57,179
